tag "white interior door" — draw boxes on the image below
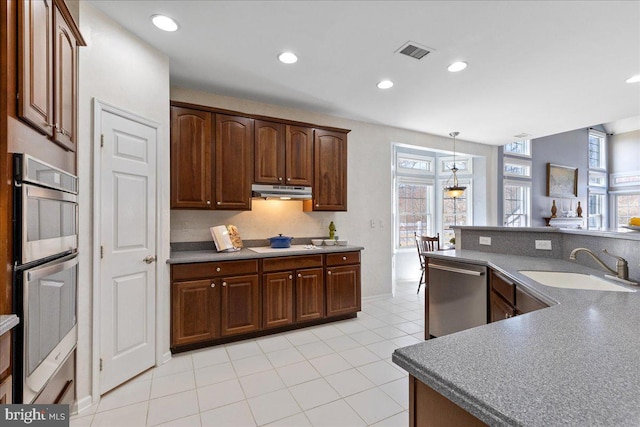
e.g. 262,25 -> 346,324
99,108 -> 157,394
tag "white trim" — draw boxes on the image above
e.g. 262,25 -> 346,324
440,156 -> 473,175
74,395 -> 95,415
91,98 -> 162,400
610,171 -> 640,188
503,140 -> 531,158
503,157 -> 532,178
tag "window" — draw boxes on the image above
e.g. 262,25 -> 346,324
588,130 -> 606,170
503,140 -> 531,157
503,158 -> 532,178
615,194 -> 640,229
441,179 -> 472,244
503,180 -> 531,227
396,178 -> 434,247
588,171 -> 607,187
440,156 -> 472,175
396,153 -> 435,175
587,191 -> 606,230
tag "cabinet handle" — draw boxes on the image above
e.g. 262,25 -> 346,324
327,271 -> 332,275
289,275 -> 293,280
222,282 -> 227,287
217,201 -> 221,205
278,177 -> 283,181
206,200 -> 211,205
342,256 -> 347,261
297,273 -> 302,278
210,282 -> 215,288
216,267 -> 221,272
287,178 -> 291,181
316,204 -> 319,207
505,313 -> 512,319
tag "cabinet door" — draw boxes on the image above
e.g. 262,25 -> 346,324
310,129 -> 347,211
215,114 -> 254,210
52,5 -> 77,151
296,267 -> 324,322
285,126 -> 313,186
515,287 -> 548,315
170,107 -> 213,208
18,0 -> 54,137
171,279 -> 219,347
0,375 -> 11,404
490,291 -> 515,323
263,271 -> 293,329
326,265 -> 360,317
254,120 -> 285,184
221,274 -> 260,336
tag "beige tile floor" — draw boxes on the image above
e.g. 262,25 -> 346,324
71,280 -> 424,427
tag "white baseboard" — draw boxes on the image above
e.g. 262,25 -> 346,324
75,395 -> 96,415
158,350 -> 172,366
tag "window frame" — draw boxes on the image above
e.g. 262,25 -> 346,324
503,179 -> 531,227
439,178 -> 473,244
395,176 -> 435,249
503,157 -> 532,179
588,130 -> 607,171
503,140 -> 531,158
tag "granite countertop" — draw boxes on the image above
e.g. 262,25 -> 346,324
392,249 -> 640,426
0,314 -> 20,336
168,244 -> 365,264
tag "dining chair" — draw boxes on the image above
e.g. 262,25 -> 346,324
415,232 -> 440,294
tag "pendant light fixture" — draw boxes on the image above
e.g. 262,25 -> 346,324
444,131 -> 466,198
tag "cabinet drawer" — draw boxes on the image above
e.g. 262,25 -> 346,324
326,251 -> 360,266
34,351 -> 74,404
263,255 -> 323,272
172,260 -> 258,280
490,271 -> 515,305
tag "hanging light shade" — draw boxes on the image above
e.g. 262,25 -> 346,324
444,131 -> 466,198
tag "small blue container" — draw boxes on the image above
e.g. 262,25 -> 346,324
269,234 -> 293,248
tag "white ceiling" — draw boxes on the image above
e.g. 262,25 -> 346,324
88,0 -> 640,145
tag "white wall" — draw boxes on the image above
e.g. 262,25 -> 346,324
77,2 -> 170,410
170,88 -> 499,297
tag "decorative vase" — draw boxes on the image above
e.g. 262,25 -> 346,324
551,200 -> 557,218
576,201 -> 582,218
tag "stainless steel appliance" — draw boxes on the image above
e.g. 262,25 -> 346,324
12,154 -> 78,403
428,259 -> 487,337
251,184 -> 312,200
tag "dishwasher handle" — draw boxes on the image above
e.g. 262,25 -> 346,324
428,263 -> 485,276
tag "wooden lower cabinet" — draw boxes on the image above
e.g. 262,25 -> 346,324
172,279 -> 220,346
220,274 -> 261,336
0,329 -> 11,404
409,375 -> 487,427
296,267 -> 325,322
489,270 -> 548,322
0,375 -> 12,404
170,252 -> 360,351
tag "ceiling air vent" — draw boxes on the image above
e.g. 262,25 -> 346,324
396,41 -> 435,60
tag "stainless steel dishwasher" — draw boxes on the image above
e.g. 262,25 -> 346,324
428,259 -> 487,337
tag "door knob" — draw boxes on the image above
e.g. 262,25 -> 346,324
143,255 -> 157,264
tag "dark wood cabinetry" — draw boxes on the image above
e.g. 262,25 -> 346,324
220,274 -> 260,336
0,331 -> 11,404
489,270 -> 548,322
18,0 -> 80,151
215,114 -> 253,210
326,252 -> 361,316
170,251 -> 360,352
170,107 -> 213,208
254,122 -> 313,186
306,129 -> 348,211
171,260 -> 259,349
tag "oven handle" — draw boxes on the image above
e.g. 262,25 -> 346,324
25,184 -> 78,203
428,263 -> 485,276
27,253 -> 78,282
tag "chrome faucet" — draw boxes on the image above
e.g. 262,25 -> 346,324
569,248 -> 637,285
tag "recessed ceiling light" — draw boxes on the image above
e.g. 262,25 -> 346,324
278,52 -> 298,64
377,80 -> 394,89
151,14 -> 178,32
448,61 -> 468,72
626,74 -> 640,83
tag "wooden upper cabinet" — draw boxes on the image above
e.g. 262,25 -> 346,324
170,107 -> 213,208
52,5 -> 77,150
254,122 -> 313,186
18,0 -> 54,138
18,0 -> 79,151
215,114 -> 253,210
307,129 -> 347,211
285,126 -> 313,186
254,120 -> 285,184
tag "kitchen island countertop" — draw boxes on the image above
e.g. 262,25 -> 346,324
392,249 -> 640,426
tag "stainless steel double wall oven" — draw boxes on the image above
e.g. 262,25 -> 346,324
12,154 -> 78,403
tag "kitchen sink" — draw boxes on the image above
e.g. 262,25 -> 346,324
519,271 -> 636,292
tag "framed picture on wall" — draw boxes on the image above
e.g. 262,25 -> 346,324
547,163 -> 578,197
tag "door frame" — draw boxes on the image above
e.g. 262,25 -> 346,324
91,98 -> 165,402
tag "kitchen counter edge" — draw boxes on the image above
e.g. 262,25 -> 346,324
167,245 -> 365,264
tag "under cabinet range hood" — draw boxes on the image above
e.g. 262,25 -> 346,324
251,184 -> 312,200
